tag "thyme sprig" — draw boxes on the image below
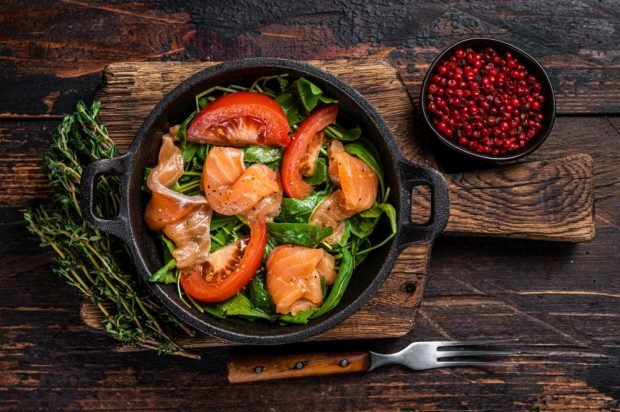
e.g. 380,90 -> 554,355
24,101 -> 197,358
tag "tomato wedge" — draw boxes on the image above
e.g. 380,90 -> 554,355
281,104 -> 338,199
179,217 -> 267,302
187,92 -> 290,147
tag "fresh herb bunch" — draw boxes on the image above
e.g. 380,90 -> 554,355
148,75 -> 397,324
24,101 -> 196,358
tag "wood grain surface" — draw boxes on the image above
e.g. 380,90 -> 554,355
1,1 -> 619,411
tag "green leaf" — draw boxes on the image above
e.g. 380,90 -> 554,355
325,124 -> 362,142
178,110 -> 197,143
359,202 -> 383,218
248,273 -> 275,313
279,308 -> 316,324
275,91 -> 305,127
267,222 -> 333,246
349,215 -> 376,239
304,157 -> 328,185
344,139 -> 385,195
337,219 -> 352,246
149,259 -> 177,284
311,248 -> 354,318
181,142 -> 201,164
319,95 -> 338,104
210,214 -> 242,231
244,146 -> 282,164
203,294 -> 276,321
277,191 -> 328,223
295,77 -> 323,112
161,235 -> 176,262
277,76 -> 289,92
379,203 -> 397,233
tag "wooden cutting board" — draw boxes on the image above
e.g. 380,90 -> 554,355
81,60 -> 594,348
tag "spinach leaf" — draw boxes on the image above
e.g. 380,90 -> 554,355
244,146 -> 282,164
304,157 -> 328,185
295,77 -> 323,112
267,222 -> 333,246
277,191 -> 328,223
248,273 -> 275,313
344,139 -> 385,195
149,259 -> 177,284
203,294 -> 276,321
279,308 -> 316,324
311,248 -> 354,318
325,124 -> 362,142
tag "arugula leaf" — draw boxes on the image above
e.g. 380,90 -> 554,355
267,222 -> 333,246
337,219 -> 352,246
178,110 -> 197,144
319,95 -> 338,104
359,202 -> 383,218
203,294 -> 276,321
244,146 -> 282,164
325,124 -> 362,142
210,214 -> 242,231
311,248 -> 354,318
161,235 -> 176,262
181,142 -> 201,164
344,139 -> 385,195
277,76 -> 289,92
304,157 -> 328,185
248,273 -> 275,313
379,203 -> 397,233
295,77 -> 323,112
277,191 -> 328,223
275,92 -> 305,127
149,259 -> 177,284
349,215 -> 376,238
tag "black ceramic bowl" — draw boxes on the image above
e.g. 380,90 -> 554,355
80,58 -> 450,345
420,38 -> 556,162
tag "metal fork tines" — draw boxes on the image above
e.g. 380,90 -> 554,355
368,339 -> 521,371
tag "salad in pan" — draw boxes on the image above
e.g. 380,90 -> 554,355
144,74 -> 396,324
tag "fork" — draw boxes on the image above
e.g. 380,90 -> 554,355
227,339 -> 521,383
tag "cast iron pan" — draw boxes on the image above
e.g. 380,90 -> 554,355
80,58 -> 450,345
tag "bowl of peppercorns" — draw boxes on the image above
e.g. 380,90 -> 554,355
421,38 -> 555,161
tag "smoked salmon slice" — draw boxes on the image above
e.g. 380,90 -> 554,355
266,245 -> 337,315
203,146 -> 282,220
163,204 -> 213,269
144,131 -> 208,231
310,140 -> 378,244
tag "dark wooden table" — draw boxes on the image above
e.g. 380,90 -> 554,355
1,1 -> 619,410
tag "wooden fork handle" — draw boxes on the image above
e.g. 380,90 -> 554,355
227,351 -> 370,383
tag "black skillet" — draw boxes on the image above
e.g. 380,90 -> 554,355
80,58 -> 450,345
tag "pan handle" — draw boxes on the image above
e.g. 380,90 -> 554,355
80,153 -> 132,244
397,159 -> 450,249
